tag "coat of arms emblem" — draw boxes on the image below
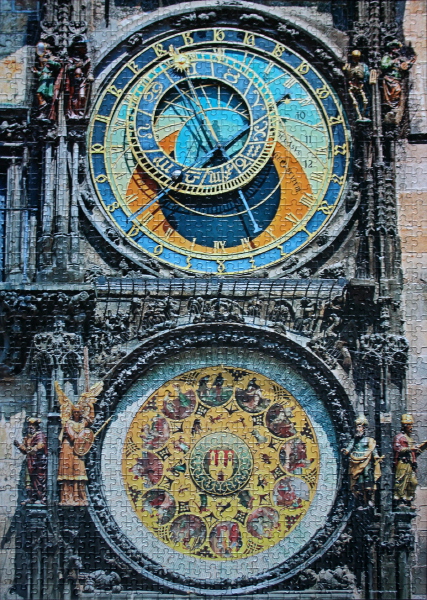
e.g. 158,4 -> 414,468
207,449 -> 235,481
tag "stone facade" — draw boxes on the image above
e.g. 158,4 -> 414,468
0,1 -> 426,599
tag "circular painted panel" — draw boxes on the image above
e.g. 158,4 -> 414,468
88,28 -> 351,275
101,347 -> 338,585
122,366 -> 319,561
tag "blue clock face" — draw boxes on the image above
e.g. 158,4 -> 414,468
88,28 -> 351,275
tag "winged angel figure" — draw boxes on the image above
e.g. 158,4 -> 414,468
55,381 -> 103,506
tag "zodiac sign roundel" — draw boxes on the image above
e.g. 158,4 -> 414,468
122,366 -> 319,560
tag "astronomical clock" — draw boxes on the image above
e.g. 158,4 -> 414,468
88,27 -> 351,275
1,1 -> 416,598
80,18 -> 357,597
93,344 -> 347,594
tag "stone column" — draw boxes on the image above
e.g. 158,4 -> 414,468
23,506 -> 48,600
69,141 -> 80,272
52,94 -> 70,279
39,141 -> 55,276
5,160 -> 22,282
394,511 -> 416,600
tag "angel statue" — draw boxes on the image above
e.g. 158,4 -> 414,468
55,381 -> 103,506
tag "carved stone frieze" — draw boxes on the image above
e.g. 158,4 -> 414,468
0,289 -> 94,373
83,278 -> 350,374
188,296 -> 244,324
360,333 -> 409,368
3,277 -> 398,379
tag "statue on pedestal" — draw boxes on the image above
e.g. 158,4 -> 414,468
393,414 -> 427,507
342,415 -> 383,507
55,381 -> 103,506
65,39 -> 93,120
14,417 -> 48,505
33,42 -> 62,121
380,40 -> 416,125
343,50 -> 372,122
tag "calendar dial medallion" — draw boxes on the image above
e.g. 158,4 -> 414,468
89,28 -> 351,274
121,366 -> 320,561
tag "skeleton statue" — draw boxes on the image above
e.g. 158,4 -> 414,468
343,50 -> 372,122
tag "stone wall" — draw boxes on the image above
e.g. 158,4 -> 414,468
399,1 -> 427,596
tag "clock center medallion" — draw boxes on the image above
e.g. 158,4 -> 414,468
189,432 -> 253,495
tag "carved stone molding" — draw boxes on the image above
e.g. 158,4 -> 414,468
86,278 -> 349,375
360,333 -> 409,368
0,289 -> 94,373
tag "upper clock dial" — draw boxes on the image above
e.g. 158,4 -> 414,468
88,28 -> 351,275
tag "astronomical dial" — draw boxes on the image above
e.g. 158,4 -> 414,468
127,49 -> 279,196
89,28 -> 351,274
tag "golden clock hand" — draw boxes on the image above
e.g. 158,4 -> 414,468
129,81 -> 286,226
129,148 -> 261,235
128,141 -> 224,221
128,107 -> 268,231
185,83 -> 263,234
172,83 -> 214,151
184,77 -> 221,147
176,76 -> 262,234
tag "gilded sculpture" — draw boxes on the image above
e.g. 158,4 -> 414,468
393,414 -> 427,507
55,381 -> 103,506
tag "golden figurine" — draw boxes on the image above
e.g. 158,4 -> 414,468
55,381 -> 103,506
342,415 -> 383,507
393,414 -> 427,506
